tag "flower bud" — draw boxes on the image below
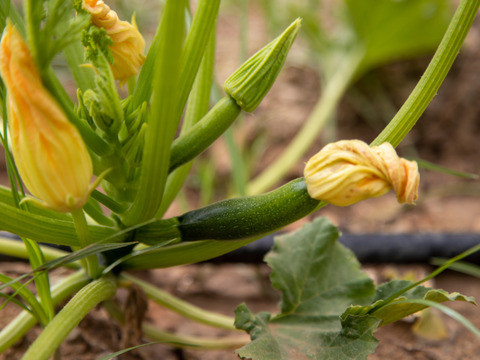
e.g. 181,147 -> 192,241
224,18 -> 301,112
0,24 -> 93,212
83,0 -> 146,84
304,140 -> 419,206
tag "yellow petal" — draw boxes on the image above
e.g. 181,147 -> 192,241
0,24 -> 93,212
83,0 -> 146,84
304,140 -> 419,206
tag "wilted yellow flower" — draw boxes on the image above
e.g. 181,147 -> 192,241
83,0 -> 146,84
0,24 -> 93,213
304,140 -> 419,206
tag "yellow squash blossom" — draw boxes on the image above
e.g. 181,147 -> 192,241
83,0 -> 146,84
304,140 -> 419,206
0,24 -> 93,213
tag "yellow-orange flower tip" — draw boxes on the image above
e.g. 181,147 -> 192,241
83,0 -> 146,84
0,24 -> 94,213
303,140 -> 419,206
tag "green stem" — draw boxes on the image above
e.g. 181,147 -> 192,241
104,299 -> 248,350
121,0 -> 187,226
371,242 -> 480,314
21,238 -> 55,321
91,189 -> 127,213
371,0 -> 480,147
23,0 -> 41,68
219,0 -> 249,196
155,27 -> 216,218
71,209 -> 101,279
143,323 -> 248,350
247,48 -> 364,195
169,96 -> 242,173
0,201 -> 118,246
120,273 -> 237,330
21,276 -> 116,360
0,185 -> 69,220
1,1 -> 24,35
122,237 -> 260,270
1,110 -> 56,322
175,0 -> 221,117
225,117 -> 247,196
0,273 -> 49,326
0,270 -> 90,354
1,143 -> 55,322
0,235 -> 81,269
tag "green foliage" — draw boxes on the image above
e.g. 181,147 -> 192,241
345,0 -> 451,75
291,0 -> 451,78
344,279 -> 476,326
234,219 -> 477,359
25,0 -> 90,72
235,303 -> 380,360
235,218 -> 379,359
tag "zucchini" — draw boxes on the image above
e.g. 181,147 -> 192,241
177,178 -> 320,241
136,178 -> 320,244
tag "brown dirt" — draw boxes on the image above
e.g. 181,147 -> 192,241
1,264 -> 479,360
1,2 -> 480,360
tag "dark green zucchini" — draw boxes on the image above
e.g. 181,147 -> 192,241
177,178 -> 320,241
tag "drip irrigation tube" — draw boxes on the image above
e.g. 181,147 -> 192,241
207,232 -> 480,264
1,232 -> 480,264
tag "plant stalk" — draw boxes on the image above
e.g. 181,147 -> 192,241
156,26 -> 217,218
0,270 -> 90,353
21,276 -> 116,360
371,0 -> 480,147
104,299 -> 248,350
121,0 -> 187,226
120,273 -> 237,330
143,323 -> 249,350
0,235 -> 81,268
71,209 -> 101,279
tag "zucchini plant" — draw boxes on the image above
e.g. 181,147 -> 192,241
0,0 -> 479,359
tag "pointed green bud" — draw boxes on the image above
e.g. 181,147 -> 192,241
80,52 -> 124,136
224,18 -> 301,112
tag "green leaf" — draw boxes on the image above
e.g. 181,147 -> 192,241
235,218 -> 379,360
343,279 -> 476,327
235,304 -> 380,360
345,0 -> 451,74
268,218 -> 375,317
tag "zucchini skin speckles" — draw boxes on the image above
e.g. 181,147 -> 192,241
177,178 -> 320,241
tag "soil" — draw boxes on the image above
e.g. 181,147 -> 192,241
1,2 -> 480,360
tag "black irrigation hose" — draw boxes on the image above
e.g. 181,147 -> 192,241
207,232 -> 480,264
1,231 -> 480,264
